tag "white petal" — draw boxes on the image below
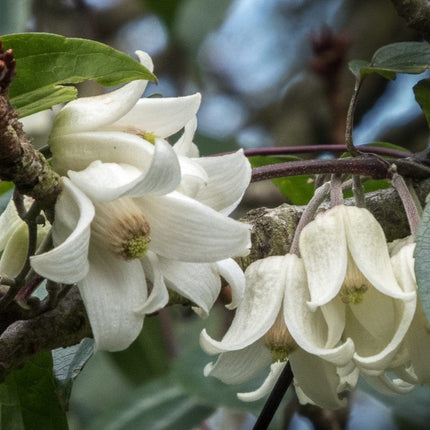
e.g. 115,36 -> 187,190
0,223 -> 29,278
51,60 -> 151,137
204,339 -> 271,385
404,305 -> 430,383
173,117 -> 199,157
51,130 -> 155,175
134,251 -> 169,315
200,256 -> 287,354
391,242 -> 416,294
283,255 -> 354,367
79,243 -> 147,351
215,258 -> 246,310
68,140 -> 180,201
364,373 -> 415,395
192,150 -> 251,215
238,361 -> 286,402
140,192 -> 251,262
31,178 -> 94,283
0,196 -> 23,251
113,93 -> 201,138
158,257 -> 220,317
346,288 -> 416,374
343,206 -> 411,300
299,207 -> 348,309
290,348 -> 358,409
176,157 -> 208,198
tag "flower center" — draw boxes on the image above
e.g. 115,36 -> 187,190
264,311 -> 297,363
341,252 -> 370,305
91,197 -> 151,260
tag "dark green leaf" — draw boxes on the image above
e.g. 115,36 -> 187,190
349,41 -> 430,79
0,352 -> 68,430
414,193 -> 430,322
1,33 -> 156,117
139,0 -> 182,27
86,378 -> 214,430
107,317 -> 169,385
171,346 -> 266,415
414,79 -> 430,127
52,338 -> 94,409
249,155 -> 314,204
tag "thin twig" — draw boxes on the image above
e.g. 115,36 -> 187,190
352,175 -> 366,208
252,362 -> 294,430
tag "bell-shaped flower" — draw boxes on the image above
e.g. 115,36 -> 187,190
293,205 -> 417,379
384,239 -> 430,391
30,51 -> 251,351
201,255 -> 359,409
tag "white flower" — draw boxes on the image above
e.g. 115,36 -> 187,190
200,255 -> 359,409
291,205 -> 417,380
0,197 -> 49,278
375,239 -> 430,394
30,51 -> 251,351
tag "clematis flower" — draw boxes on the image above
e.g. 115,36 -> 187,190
200,255 -> 359,409
30,51 -> 251,351
290,204 -> 417,382
381,239 -> 430,392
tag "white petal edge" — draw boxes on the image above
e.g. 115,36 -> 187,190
299,207 -> 348,309
134,251 -> 169,315
192,150 -> 252,215
51,130 -> 155,175
343,205 -> 411,300
50,50 -> 152,137
283,255 -> 354,367
113,93 -> 201,138
141,191 -> 251,262
200,256 -> 287,354
238,361 -> 286,402
31,178 -> 94,283
364,373 -> 415,395
68,140 -> 181,201
80,243 -> 147,351
0,196 -> 23,251
173,117 -> 199,157
216,258 -> 246,310
204,339 -> 271,385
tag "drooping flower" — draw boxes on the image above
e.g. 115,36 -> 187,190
290,205 -> 417,382
200,255 -> 359,409
378,239 -> 430,393
30,51 -> 251,351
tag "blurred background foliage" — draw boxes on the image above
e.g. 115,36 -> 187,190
1,0 -> 430,429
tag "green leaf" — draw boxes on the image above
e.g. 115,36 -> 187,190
1,33 -> 156,117
349,41 -> 430,79
139,0 -> 183,27
414,193 -> 430,322
52,338 -> 94,409
249,155 -> 315,205
171,346 -> 266,415
86,378 -> 214,430
107,317 -> 169,385
414,79 -> 430,128
0,352 -> 68,430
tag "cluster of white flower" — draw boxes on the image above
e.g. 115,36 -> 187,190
28,51 -> 252,351
3,49 -> 428,411
201,204 -> 430,408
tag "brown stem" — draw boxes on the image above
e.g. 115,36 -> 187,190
0,285 -> 92,382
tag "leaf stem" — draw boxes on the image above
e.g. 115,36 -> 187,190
345,78 -> 362,157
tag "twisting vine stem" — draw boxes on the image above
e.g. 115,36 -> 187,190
345,78 -> 362,157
